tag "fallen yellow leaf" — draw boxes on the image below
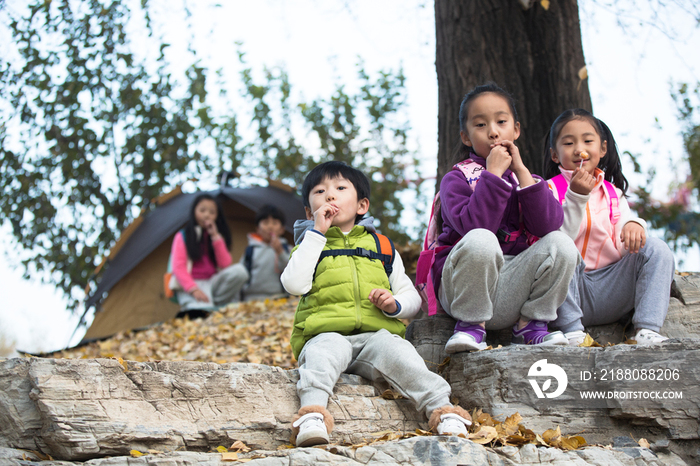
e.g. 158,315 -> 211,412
26,450 -> 52,461
581,334 -> 602,347
542,426 -> 562,445
216,446 -> 229,453
476,411 -> 496,427
504,434 -> 531,446
437,357 -> 451,374
560,435 -> 586,450
519,427 -> 537,443
469,426 -> 498,444
535,433 -> 548,446
501,413 -> 522,436
349,442 -> 369,449
117,357 -> 128,371
130,450 -> 145,457
540,0 -> 550,10
372,431 -> 402,442
229,440 -> 251,452
381,389 -> 404,400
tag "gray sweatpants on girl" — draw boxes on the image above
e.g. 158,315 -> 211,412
439,229 -> 579,329
297,329 -> 452,418
176,263 -> 249,311
552,237 -> 675,333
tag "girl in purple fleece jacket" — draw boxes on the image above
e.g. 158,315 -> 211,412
434,83 -> 579,353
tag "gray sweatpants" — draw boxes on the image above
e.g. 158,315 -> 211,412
552,237 -> 675,333
176,263 -> 249,311
439,229 -> 579,330
297,329 -> 452,418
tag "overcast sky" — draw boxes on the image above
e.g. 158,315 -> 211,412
1,0 -> 699,354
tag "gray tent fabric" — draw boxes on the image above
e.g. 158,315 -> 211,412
84,185 -> 305,312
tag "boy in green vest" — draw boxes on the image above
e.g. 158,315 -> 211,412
282,161 -> 472,447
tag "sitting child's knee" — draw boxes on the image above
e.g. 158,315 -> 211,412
540,231 -> 579,262
642,237 -> 675,263
453,229 -> 501,262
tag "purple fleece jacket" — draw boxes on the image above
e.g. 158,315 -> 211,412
431,156 -> 564,293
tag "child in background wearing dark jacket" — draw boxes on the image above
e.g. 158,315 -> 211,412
240,204 -> 291,301
282,161 -> 472,448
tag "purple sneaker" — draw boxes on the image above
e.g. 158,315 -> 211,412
512,320 -> 568,346
445,321 -> 487,353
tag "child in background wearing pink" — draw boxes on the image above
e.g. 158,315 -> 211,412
170,194 -> 248,311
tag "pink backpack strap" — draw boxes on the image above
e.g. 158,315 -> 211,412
416,192 -> 440,284
415,242 -> 449,316
549,174 -> 568,205
549,174 -> 620,225
603,181 -> 620,225
415,191 -> 446,315
418,259 -> 446,316
423,192 -> 440,250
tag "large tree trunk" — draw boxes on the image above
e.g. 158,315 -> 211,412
435,0 -> 592,184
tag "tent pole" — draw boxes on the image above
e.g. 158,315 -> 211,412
68,306 -> 92,347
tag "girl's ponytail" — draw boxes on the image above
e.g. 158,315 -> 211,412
542,130 -> 560,180
597,119 -> 629,196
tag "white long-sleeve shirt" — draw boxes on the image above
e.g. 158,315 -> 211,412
281,228 -> 422,320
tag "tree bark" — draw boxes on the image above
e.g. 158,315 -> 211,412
435,0 -> 592,185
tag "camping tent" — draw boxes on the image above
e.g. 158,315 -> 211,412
80,183 -> 306,344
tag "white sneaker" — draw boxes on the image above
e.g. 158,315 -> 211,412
445,332 -> 487,353
437,413 -> 471,436
564,330 -> 587,346
634,329 -> 668,345
293,412 -> 329,447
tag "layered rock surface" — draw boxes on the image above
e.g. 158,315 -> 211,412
0,357 -> 422,460
405,272 -> 700,463
0,357 -> 690,465
2,273 -> 700,465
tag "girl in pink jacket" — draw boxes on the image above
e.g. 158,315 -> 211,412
170,194 -> 248,312
543,109 -> 675,346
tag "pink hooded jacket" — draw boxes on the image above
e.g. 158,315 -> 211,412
547,167 -> 646,271
170,229 -> 232,292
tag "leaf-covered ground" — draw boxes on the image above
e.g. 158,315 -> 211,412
53,297 -> 299,368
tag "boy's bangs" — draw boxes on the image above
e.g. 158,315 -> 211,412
301,161 -> 370,208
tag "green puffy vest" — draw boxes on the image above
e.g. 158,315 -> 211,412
290,225 -> 406,359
